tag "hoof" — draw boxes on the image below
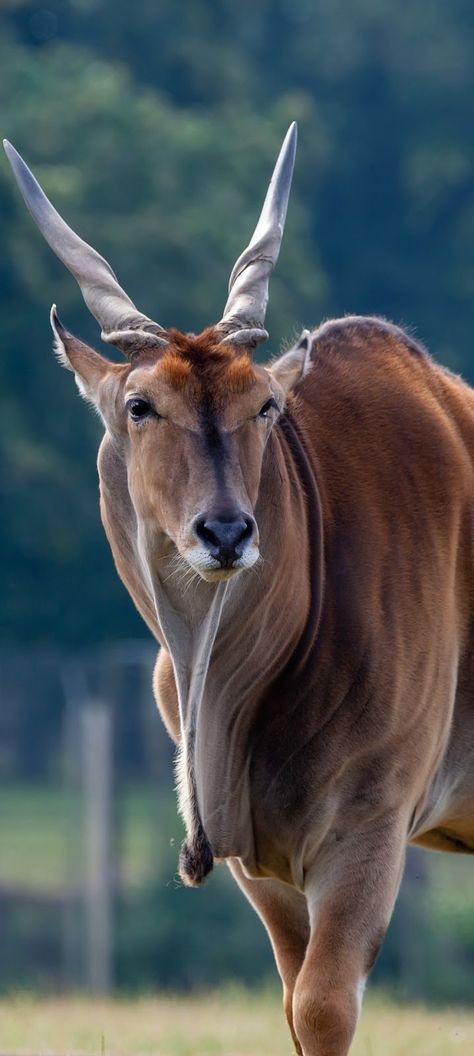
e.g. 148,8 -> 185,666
179,830 -> 214,887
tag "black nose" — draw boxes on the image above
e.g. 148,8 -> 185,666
195,516 -> 254,567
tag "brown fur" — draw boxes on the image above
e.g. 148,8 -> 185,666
156,328 -> 257,398
58,314 -> 474,1055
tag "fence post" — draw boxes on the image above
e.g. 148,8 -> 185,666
80,700 -> 113,993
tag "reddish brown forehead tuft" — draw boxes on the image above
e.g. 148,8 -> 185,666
158,353 -> 192,388
156,327 -> 257,398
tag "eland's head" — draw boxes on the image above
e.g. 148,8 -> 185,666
4,124 -> 310,583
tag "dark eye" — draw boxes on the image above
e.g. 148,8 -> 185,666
258,398 -> 278,419
126,397 -> 153,421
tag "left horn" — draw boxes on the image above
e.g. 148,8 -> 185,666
217,121 -> 297,349
3,140 -> 168,355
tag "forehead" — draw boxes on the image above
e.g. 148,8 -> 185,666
125,329 -> 272,425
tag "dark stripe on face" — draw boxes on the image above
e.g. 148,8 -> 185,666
198,392 -> 230,492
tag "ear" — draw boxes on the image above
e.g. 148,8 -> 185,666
268,330 -> 312,398
50,304 -> 113,403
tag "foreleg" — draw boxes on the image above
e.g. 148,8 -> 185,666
228,859 -> 310,1054
292,817 -> 407,1056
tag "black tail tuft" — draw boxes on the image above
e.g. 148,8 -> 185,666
179,826 -> 214,887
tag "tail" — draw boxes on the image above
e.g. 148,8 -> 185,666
179,823 -> 214,887
175,741 -> 214,886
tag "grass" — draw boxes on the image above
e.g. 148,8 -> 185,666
0,990 -> 473,1055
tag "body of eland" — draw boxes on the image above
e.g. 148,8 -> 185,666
5,125 -> 474,1056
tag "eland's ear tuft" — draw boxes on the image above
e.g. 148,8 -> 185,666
269,329 -> 313,398
49,303 -> 115,404
50,304 -> 74,371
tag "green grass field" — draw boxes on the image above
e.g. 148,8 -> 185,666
0,991 -> 473,1055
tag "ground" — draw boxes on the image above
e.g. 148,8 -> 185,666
0,991 -> 473,1055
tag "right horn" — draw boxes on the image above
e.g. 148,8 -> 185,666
3,140 -> 168,355
217,121 -> 297,349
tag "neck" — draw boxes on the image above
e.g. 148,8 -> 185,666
146,414 -> 322,876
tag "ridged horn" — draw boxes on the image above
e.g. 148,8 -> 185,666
3,140 -> 168,355
217,121 -> 297,349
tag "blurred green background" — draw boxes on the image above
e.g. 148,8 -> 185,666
2,0 -> 474,1005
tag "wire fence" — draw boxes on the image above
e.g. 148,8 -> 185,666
0,642 -> 176,992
